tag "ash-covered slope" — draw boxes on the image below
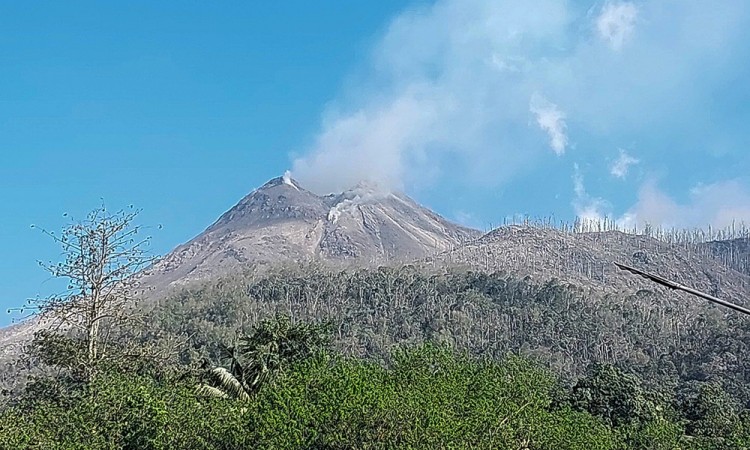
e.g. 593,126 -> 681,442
700,237 -> 750,276
428,225 -> 750,304
148,176 -> 329,290
319,181 -> 476,262
144,176 -> 480,291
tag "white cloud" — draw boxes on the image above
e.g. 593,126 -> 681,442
292,90 -> 437,193
596,1 -> 639,50
617,179 -> 750,229
490,54 -> 529,73
292,0 -> 573,194
573,164 -> 609,222
290,0 -> 750,221
530,93 -> 568,155
610,149 -> 639,178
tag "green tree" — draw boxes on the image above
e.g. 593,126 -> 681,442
570,363 -> 656,427
682,381 -> 742,439
198,314 -> 331,399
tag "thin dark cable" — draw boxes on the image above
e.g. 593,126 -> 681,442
614,262 -> 750,316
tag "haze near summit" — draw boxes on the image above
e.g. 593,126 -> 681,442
291,0 -> 750,230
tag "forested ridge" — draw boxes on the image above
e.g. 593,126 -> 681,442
3,263 -> 750,448
149,265 -> 750,397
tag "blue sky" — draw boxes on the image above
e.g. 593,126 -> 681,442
2,1 -> 749,326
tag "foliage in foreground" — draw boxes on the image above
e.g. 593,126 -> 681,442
6,204 -> 749,448
197,314 -> 332,400
4,337 -> 749,450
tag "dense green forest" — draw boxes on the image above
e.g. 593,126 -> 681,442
3,265 -> 750,448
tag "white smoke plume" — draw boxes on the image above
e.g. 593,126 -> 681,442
292,0 -> 573,194
282,170 -> 299,190
289,0 -> 750,229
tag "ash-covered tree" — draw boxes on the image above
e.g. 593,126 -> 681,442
25,204 -> 158,377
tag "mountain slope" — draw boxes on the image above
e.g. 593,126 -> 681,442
429,225 -> 750,305
701,237 -> 750,276
144,176 -> 481,291
3,177 -> 750,402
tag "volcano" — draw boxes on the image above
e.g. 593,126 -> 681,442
143,175 -> 481,291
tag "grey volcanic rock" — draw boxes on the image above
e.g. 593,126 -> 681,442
207,176 -> 329,232
318,182 -> 475,262
143,176 -> 481,292
429,225 -> 750,305
3,176 -> 750,394
0,318 -> 37,361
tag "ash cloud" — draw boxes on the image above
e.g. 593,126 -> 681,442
290,0 -> 750,228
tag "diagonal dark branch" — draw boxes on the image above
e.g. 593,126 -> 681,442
614,262 -> 750,316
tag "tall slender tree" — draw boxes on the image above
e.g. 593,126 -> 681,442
27,204 -> 157,375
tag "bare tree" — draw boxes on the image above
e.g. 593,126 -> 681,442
27,204 -> 158,374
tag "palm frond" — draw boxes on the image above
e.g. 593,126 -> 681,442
208,367 -> 251,401
195,384 -> 229,399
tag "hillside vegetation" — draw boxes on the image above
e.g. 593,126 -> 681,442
3,312 -> 750,449
2,200 -> 750,448
8,263 -> 750,447
144,265 -> 750,401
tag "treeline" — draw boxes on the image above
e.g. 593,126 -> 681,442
144,265 -> 750,406
2,314 -> 750,449
467,217 -> 750,278
702,237 -> 750,276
